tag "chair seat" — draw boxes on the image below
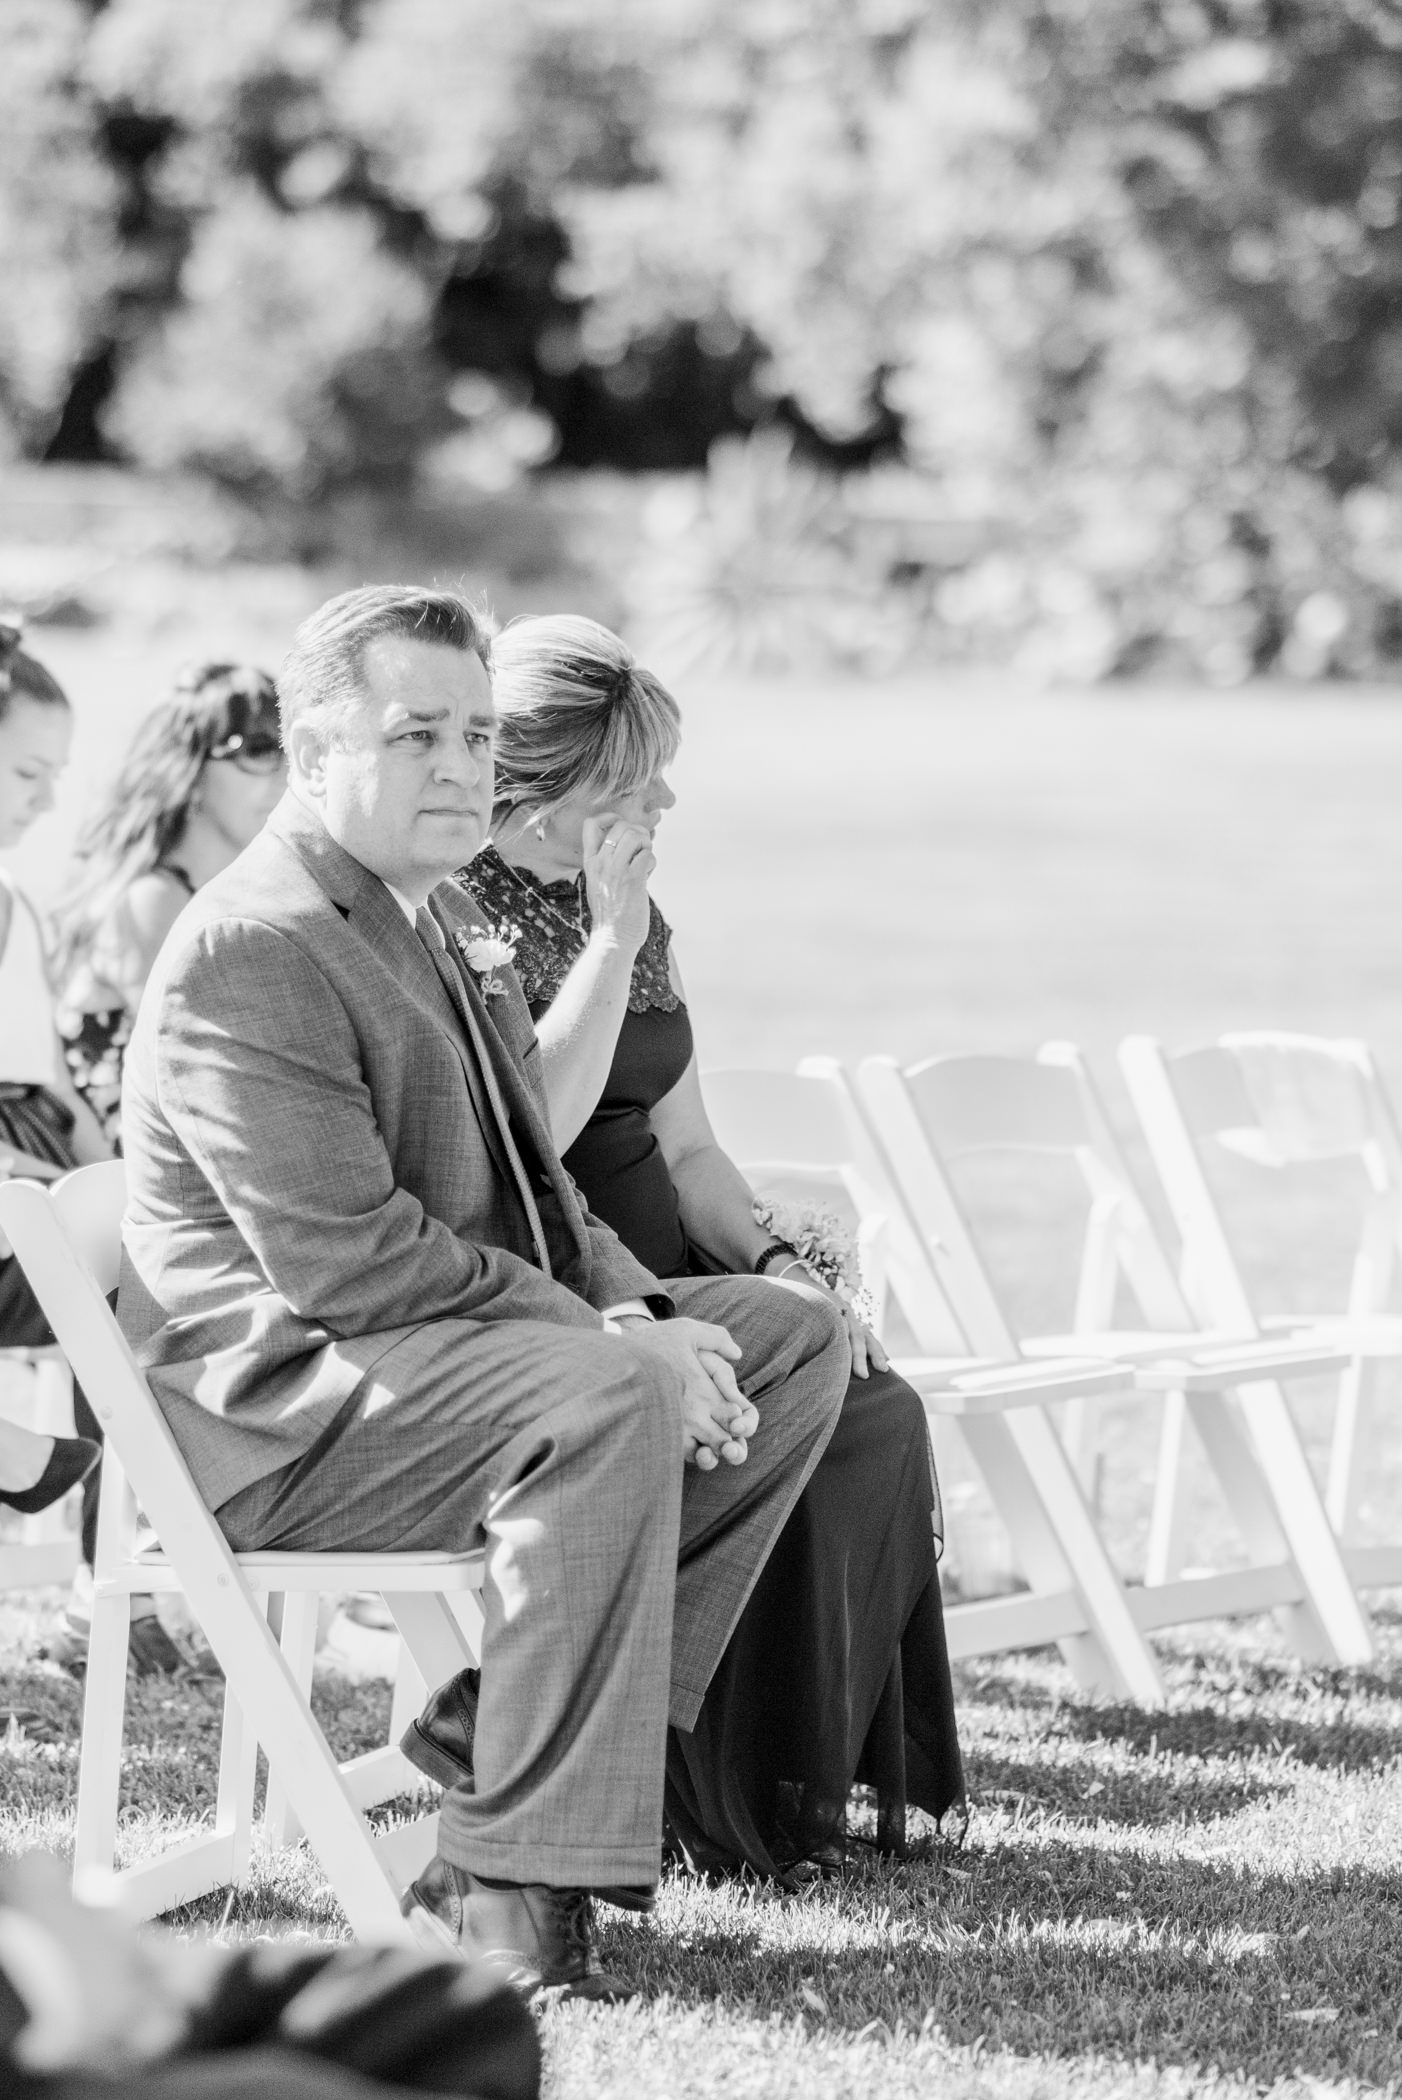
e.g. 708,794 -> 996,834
899,1353 -> 1132,1416
1025,1329 -> 1353,1391
102,1546 -> 486,1598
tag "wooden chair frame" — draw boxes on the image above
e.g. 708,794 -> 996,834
0,1164 -> 483,1936
855,1046 -> 1372,1667
701,1059 -> 1166,1704
1121,1030 -> 1402,1596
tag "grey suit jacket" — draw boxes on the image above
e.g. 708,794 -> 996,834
118,793 -> 670,1509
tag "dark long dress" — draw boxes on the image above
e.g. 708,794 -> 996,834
468,846 -> 965,1876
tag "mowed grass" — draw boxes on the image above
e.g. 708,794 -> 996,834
4,597 -> 1402,2094
3,1598 -> 1400,2100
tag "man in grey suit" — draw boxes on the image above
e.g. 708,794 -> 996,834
119,586 -> 849,2001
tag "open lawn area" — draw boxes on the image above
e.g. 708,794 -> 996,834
3,604 -> 1402,2096
2,1594 -> 1400,2100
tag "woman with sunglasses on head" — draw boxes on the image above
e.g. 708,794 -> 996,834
52,663 -> 286,1144
0,619 -> 103,1522
42,664 -> 284,1671
431,614 -> 964,1886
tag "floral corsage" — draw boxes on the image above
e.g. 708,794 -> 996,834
457,919 -> 521,999
752,1195 -> 873,1321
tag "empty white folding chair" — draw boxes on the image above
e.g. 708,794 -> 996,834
702,1060 -> 1165,1703
1122,1030 -> 1402,1595
0,1163 -> 483,1935
856,1047 -> 1371,1667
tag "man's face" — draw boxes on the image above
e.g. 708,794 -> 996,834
298,634 -> 496,902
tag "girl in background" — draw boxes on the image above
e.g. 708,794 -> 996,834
52,662 -> 285,1142
40,661 -> 284,1669
0,618 -> 102,1518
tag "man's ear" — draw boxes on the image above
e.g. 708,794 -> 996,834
286,717 -> 329,799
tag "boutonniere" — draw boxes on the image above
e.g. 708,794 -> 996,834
456,918 -> 521,999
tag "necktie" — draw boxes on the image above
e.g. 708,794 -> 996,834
414,906 -> 553,1278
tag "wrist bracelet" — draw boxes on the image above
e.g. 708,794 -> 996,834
753,1239 -> 800,1277
773,1259 -> 810,1282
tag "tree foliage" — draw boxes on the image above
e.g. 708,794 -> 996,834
3,0 -> 1402,673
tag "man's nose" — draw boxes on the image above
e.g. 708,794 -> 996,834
434,740 -> 474,783
652,780 -> 677,812
33,777 -> 56,814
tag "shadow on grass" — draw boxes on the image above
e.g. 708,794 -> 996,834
0,1657 -> 393,1841
619,1843 -> 1402,2089
1058,1700 -> 1402,1773
965,1748 -> 1287,1826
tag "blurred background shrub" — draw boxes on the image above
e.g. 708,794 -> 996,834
4,0 -> 1402,679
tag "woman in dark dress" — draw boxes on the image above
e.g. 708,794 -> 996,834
462,614 -> 964,1880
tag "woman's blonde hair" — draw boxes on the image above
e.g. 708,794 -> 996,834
488,615 -> 680,829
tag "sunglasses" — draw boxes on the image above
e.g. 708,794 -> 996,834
209,733 -> 285,776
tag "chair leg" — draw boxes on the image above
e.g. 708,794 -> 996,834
388,1639 -> 428,1744
385,1591 -> 479,1694
956,1407 -> 1165,1705
213,1684 -> 259,1887
1145,1389 -> 1191,1585
263,1591 -> 320,1851
1327,1354 -> 1377,1539
1230,1378 -> 1373,1665
73,1589 -> 132,1884
1061,1394 -> 1101,1504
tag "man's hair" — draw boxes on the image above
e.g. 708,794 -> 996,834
278,586 -> 493,742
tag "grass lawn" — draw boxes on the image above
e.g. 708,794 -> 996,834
3,590 -> 1402,2095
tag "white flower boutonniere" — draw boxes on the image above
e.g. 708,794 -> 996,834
458,919 -> 521,999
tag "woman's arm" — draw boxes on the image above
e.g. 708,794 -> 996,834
649,1047 -> 777,1274
84,873 -> 189,1012
532,818 -> 655,1150
652,950 -> 887,1376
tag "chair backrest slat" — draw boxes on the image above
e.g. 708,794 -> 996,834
702,1059 -> 974,1356
904,1055 -> 1089,1158
1121,1031 -> 1402,1333
0,1166 -> 248,1592
860,1045 -> 1202,1348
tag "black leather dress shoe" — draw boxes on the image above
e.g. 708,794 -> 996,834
401,1666 -> 481,1789
0,1435 -> 99,1515
401,1857 -> 635,2003
400,1670 -> 656,1914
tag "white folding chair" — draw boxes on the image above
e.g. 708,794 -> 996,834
0,1164 -> 484,1936
701,1060 -> 1166,1703
855,1047 -> 1372,1667
1122,1031 -> 1402,1596
0,1347 -> 82,1592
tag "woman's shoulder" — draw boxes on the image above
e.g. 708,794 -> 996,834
627,896 -> 680,1015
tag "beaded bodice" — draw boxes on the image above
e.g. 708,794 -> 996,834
465,844 -> 680,1015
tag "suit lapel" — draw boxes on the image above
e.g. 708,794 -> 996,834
427,894 -> 592,1288
266,797 -> 514,1185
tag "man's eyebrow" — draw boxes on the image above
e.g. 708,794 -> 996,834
384,705 -> 496,728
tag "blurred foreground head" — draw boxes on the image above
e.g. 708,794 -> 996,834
0,616 -> 71,851
488,614 -> 680,840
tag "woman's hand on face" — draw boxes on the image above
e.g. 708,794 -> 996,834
582,814 -> 655,954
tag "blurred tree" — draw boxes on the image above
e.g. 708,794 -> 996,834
0,0 -> 119,459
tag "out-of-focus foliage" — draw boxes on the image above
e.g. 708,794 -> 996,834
3,0 -> 1402,675
0,1 -> 119,459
